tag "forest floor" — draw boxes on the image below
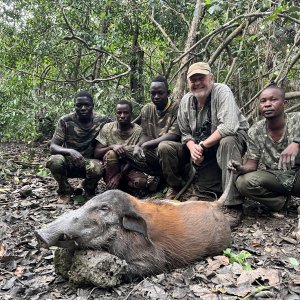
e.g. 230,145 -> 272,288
0,142 -> 300,300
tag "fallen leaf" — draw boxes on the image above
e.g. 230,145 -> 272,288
1,277 -> 16,290
15,265 -> 25,277
237,267 -> 280,286
172,287 -> 187,299
140,279 -> 168,299
190,285 -> 218,299
0,242 -> 6,257
281,237 -> 298,245
293,275 -> 300,285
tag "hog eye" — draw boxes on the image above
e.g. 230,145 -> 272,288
99,205 -> 109,211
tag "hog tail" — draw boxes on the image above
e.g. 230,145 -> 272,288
214,170 -> 234,207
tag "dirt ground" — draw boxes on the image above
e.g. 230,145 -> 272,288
0,143 -> 299,300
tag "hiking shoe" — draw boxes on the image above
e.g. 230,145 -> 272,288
165,187 -> 181,200
222,204 -> 243,228
57,194 -> 72,204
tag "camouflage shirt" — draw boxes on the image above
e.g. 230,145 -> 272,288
52,112 -> 111,158
140,101 -> 181,139
96,121 -> 142,146
247,112 -> 300,170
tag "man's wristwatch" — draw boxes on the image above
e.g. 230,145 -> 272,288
293,136 -> 300,144
199,141 -> 208,151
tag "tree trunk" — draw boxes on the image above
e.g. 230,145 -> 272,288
130,20 -> 144,104
172,0 -> 204,102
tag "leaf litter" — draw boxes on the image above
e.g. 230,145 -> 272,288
0,142 -> 300,299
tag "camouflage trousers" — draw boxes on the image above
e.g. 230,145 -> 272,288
236,169 -> 300,212
46,154 -> 104,195
103,150 -> 148,191
124,141 -> 190,189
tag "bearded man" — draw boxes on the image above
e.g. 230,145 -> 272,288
177,62 -> 249,226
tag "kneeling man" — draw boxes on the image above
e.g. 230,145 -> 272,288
230,86 -> 300,216
47,91 -> 111,203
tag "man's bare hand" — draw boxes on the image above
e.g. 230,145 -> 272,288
278,142 -> 300,170
228,160 -> 242,174
68,149 -> 85,167
112,145 -> 126,157
190,144 -> 204,161
133,145 -> 144,158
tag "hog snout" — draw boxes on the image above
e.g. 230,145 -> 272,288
34,228 -> 59,249
35,229 -> 79,249
35,230 -> 51,249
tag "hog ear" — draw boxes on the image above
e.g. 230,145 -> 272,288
122,212 -> 149,240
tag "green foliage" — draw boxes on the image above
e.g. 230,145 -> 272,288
0,0 -> 299,141
288,257 -> 299,270
35,165 -> 50,177
223,248 -> 252,270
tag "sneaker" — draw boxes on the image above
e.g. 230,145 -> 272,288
57,194 -> 71,204
222,204 -> 243,228
165,187 -> 180,200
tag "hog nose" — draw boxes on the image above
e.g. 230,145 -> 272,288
34,230 -> 51,249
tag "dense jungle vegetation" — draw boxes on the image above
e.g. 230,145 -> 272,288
0,0 -> 299,142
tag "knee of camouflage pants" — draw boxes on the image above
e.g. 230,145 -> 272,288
83,159 -> 104,195
157,140 -> 171,154
85,159 -> 104,180
46,154 -> 66,174
46,154 -> 73,195
236,172 -> 286,211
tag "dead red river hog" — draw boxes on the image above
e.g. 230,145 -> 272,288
35,183 -> 232,277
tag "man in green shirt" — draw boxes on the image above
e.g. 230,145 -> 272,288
94,100 -> 148,192
46,91 -> 111,204
124,75 -> 188,198
229,86 -> 300,216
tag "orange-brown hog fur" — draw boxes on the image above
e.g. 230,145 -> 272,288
108,193 -> 231,277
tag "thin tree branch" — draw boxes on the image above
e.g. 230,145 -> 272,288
0,64 -> 80,83
162,1 -> 189,27
173,11 -> 296,66
208,17 -> 257,66
278,13 -> 300,25
285,91 -> 300,100
286,103 -> 300,112
276,49 -> 300,85
148,9 -> 179,52
224,21 -> 250,84
60,4 -> 131,82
